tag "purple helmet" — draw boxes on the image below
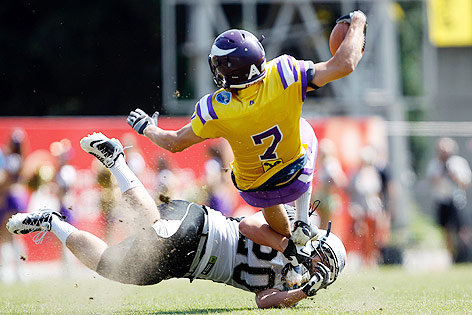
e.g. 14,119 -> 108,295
208,29 -> 266,89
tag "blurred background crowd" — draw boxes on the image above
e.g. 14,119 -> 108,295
1,0 -> 472,282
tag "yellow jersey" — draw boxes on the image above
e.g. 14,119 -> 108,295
191,55 -> 312,191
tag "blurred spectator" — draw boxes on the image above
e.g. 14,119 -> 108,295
94,159 -> 122,242
349,146 -> 384,266
202,145 -> 235,216
50,139 -> 77,223
372,152 -> 400,265
0,129 -> 28,282
50,139 -> 79,275
121,133 -> 147,180
155,157 -> 179,200
426,137 -> 472,263
312,139 -> 348,229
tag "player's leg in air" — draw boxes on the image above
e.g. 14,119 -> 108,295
291,118 -> 319,245
80,132 -> 160,226
6,133 -> 154,271
6,133 -> 205,285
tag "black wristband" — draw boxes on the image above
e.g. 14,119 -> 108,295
307,81 -> 321,90
283,239 -> 297,259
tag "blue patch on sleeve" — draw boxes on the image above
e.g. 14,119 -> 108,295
215,91 -> 231,105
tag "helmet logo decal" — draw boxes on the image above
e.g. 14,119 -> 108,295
211,46 -> 237,57
248,64 -> 261,80
215,91 -> 232,105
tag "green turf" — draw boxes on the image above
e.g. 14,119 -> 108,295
1,265 -> 472,314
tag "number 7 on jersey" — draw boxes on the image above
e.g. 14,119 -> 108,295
251,125 -> 283,172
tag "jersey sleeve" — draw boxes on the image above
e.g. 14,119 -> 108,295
190,93 -> 220,139
273,55 -> 312,102
302,60 -> 318,91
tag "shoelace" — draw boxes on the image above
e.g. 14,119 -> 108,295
95,140 -> 125,167
308,200 -> 321,217
32,222 -> 51,244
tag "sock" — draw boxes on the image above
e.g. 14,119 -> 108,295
295,186 -> 312,224
109,155 -> 142,193
51,216 -> 78,245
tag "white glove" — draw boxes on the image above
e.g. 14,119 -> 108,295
281,263 -> 310,288
127,108 -> 159,135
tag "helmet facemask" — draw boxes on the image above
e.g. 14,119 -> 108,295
308,222 -> 346,287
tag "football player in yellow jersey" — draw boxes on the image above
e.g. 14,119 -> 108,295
127,11 -> 367,257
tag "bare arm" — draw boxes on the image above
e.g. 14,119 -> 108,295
310,11 -> 367,89
144,123 -> 205,153
239,211 -> 289,253
255,288 -> 308,308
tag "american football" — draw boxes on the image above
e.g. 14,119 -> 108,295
329,22 -> 350,55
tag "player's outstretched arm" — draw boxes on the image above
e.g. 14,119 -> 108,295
127,108 -> 206,153
311,10 -> 367,88
255,288 -> 307,308
255,262 -> 331,308
144,122 -> 205,153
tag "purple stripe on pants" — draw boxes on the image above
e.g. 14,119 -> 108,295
239,118 -> 318,208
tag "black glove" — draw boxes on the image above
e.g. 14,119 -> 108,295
283,239 -> 312,267
127,108 -> 159,135
301,262 -> 331,297
314,261 -> 332,289
336,10 -> 367,25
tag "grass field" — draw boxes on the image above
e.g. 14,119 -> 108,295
1,265 -> 472,314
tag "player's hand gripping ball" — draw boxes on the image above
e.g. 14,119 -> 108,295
329,22 -> 350,56
330,11 -> 367,56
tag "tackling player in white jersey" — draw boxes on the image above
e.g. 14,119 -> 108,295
6,133 -> 346,308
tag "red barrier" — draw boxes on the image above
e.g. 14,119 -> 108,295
0,116 -> 386,262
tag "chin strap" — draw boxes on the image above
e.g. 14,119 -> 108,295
326,221 -> 332,237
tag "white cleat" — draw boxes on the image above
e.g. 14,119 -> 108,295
291,221 -> 321,245
80,132 -> 124,168
6,210 -> 64,244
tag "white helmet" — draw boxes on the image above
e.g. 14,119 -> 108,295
310,222 -> 346,286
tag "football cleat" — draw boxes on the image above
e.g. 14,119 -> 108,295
80,132 -> 124,168
6,210 -> 65,244
291,220 -> 320,245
